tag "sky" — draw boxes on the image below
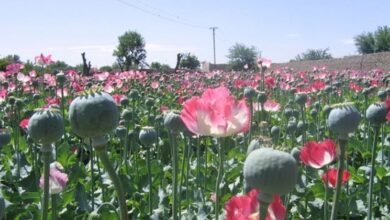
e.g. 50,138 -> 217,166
0,0 -> 389,68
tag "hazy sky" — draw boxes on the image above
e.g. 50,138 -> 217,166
0,0 -> 388,68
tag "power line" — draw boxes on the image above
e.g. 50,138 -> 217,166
114,0 -> 208,29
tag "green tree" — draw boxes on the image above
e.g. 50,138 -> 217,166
150,62 -> 171,72
354,32 -> 376,54
113,30 -> 147,71
180,53 -> 200,70
0,54 -> 21,71
354,26 -> 390,54
227,43 -> 258,71
294,48 -> 332,61
374,26 -> 390,52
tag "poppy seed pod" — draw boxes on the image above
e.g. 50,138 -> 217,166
121,109 -> 133,122
327,103 -> 360,139
0,129 -> 11,148
129,89 -> 139,100
28,108 -> 64,146
115,125 -> 127,139
247,139 -> 262,156
294,93 -> 308,106
284,108 -> 294,118
244,87 -> 256,100
257,92 -> 267,104
377,90 -> 387,101
366,103 -> 388,125
120,97 -> 130,106
270,126 -> 280,138
244,148 -> 297,201
69,92 -> 119,138
286,120 -> 297,133
164,111 -> 186,132
290,147 -> 301,163
139,126 -> 157,146
56,72 -> 66,85
145,97 -> 155,109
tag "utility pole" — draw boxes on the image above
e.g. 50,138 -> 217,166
210,27 -> 218,65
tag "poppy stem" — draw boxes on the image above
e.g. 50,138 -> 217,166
330,138 -> 347,220
41,147 -> 52,220
324,165 -> 329,220
215,138 -> 225,220
259,201 -> 269,220
168,131 -> 178,220
92,137 -> 128,220
368,126 -> 379,220
146,146 -> 153,216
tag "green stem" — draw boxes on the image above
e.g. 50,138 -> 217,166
41,149 -> 51,220
51,194 -> 57,220
259,201 -> 269,220
330,139 -> 347,220
249,100 -> 253,142
90,141 -> 95,211
146,147 -> 153,216
368,126 -> 379,220
324,166 -> 329,220
93,137 -> 128,220
179,141 -> 188,219
215,138 -> 225,220
168,131 -> 178,220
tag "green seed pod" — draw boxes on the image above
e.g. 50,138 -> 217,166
33,93 -> 41,100
297,120 -> 306,131
377,90 -> 387,101
290,147 -> 301,163
145,97 -> 154,109
257,92 -> 267,104
56,72 -> 66,85
244,87 -> 256,100
115,125 -> 127,139
366,102 -> 388,125
310,109 -> 318,118
294,93 -> 307,106
28,108 -> 64,146
244,148 -> 297,201
327,103 -> 360,139
120,97 -> 130,106
0,128 -> 11,148
139,126 -> 157,146
286,120 -> 297,134
284,107 -> 294,118
270,126 -> 280,138
362,88 -> 370,96
69,92 -> 119,138
7,96 -> 15,105
164,111 -> 186,132
247,139 -> 261,156
129,89 -> 139,100
121,109 -> 133,122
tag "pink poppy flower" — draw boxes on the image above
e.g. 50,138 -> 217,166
35,54 -> 54,65
151,81 -> 160,89
180,86 -> 250,137
257,58 -> 272,69
322,167 -> 350,188
6,63 -> 24,73
225,189 -> 286,220
19,118 -> 30,129
300,139 -> 336,169
112,94 -> 125,105
254,100 -> 281,112
39,162 -> 68,194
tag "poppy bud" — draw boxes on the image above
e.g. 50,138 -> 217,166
121,109 -> 133,122
286,120 -> 297,134
244,148 -> 297,202
129,89 -> 139,100
294,93 -> 307,106
327,103 -> 360,140
377,90 -> 387,101
244,87 -> 257,100
115,125 -> 127,139
257,92 -> 267,104
366,103 -> 388,125
139,126 -> 157,146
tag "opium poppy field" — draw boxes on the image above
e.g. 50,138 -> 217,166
1,56 -> 390,220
